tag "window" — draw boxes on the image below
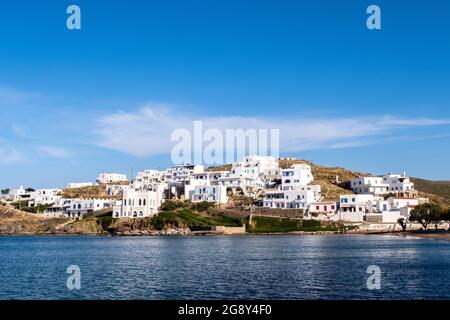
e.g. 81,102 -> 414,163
316,206 -> 320,210
139,199 -> 142,206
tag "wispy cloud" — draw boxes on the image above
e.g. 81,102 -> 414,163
94,104 -> 450,158
0,86 -> 40,106
0,146 -> 25,164
11,123 -> 29,138
37,145 -> 73,159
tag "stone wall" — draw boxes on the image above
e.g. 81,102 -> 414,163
211,207 -> 304,219
213,225 -> 246,235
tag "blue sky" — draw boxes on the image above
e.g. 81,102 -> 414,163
1,0 -> 450,188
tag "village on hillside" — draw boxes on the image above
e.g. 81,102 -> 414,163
0,156 -> 435,230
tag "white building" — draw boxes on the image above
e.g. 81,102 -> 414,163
262,162 -> 320,210
227,156 -> 279,191
263,186 -> 321,209
192,185 -> 228,204
133,169 -> 166,189
97,172 -> 128,184
43,198 -> 76,217
105,184 -> 129,196
351,177 -> 389,195
28,188 -> 62,207
388,196 -> 419,209
280,164 -> 313,190
7,186 -> 31,201
308,201 -> 338,215
219,175 -> 262,196
382,173 -> 415,194
166,164 -> 204,183
113,186 -> 164,218
66,198 -> 113,219
351,173 -> 415,196
338,194 -> 379,222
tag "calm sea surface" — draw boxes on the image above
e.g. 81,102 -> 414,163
0,235 -> 449,300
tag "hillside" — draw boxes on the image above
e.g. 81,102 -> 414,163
61,185 -> 119,199
0,205 -> 69,234
208,159 -> 450,208
411,178 -> 450,208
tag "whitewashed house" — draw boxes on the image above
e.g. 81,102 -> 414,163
192,185 -> 228,204
351,177 -> 389,195
388,196 -> 419,209
105,184 -> 129,196
184,171 -> 230,200
219,175 -> 262,196
66,198 -> 113,219
338,194 -> 379,222
263,188 -> 321,209
308,201 -> 338,216
224,156 -> 279,194
263,162 -> 320,210
27,188 -> 62,207
166,164 -> 204,183
113,185 -> 164,218
7,186 -> 31,201
280,164 -> 313,191
382,173 -> 415,194
133,169 -> 166,189
44,198 -> 73,217
97,172 -> 128,184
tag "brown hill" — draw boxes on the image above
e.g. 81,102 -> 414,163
207,159 -> 450,208
0,205 -> 69,234
61,185 -> 119,199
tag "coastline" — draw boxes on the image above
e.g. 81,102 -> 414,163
2,230 -> 450,240
401,230 -> 450,241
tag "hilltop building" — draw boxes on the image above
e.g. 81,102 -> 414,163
97,172 -> 128,184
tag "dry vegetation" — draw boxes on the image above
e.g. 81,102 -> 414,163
0,205 -> 69,234
60,185 -> 120,199
209,158 -> 450,208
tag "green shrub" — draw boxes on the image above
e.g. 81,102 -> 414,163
191,201 -> 215,212
160,200 -> 188,211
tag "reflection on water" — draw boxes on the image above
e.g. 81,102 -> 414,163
0,235 -> 449,300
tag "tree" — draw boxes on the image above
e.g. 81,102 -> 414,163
1,188 -> 10,195
397,218 -> 407,231
25,187 -> 35,192
409,203 -> 444,230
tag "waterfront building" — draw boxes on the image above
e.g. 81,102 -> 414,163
113,185 -> 165,218
66,198 -> 113,219
338,194 -> 379,222
308,200 -> 338,216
